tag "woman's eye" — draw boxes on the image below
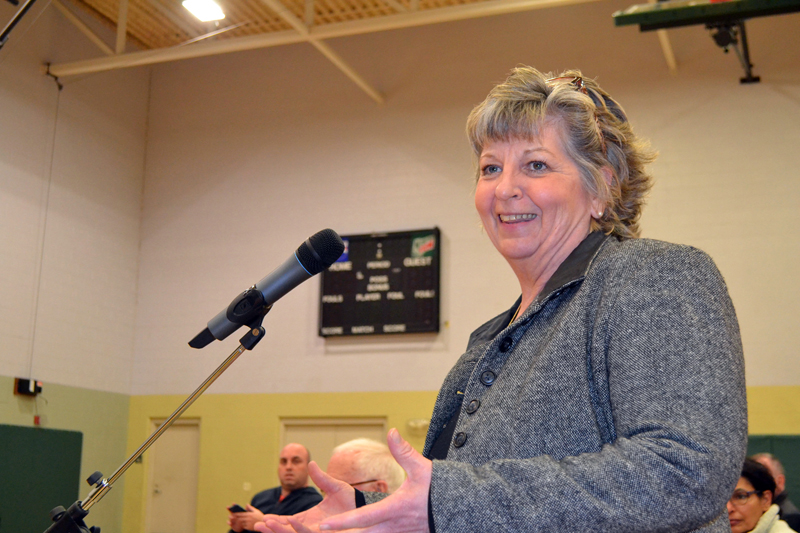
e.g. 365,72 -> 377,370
527,160 -> 547,172
481,164 -> 501,176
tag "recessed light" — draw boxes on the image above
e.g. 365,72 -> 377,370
182,0 -> 225,22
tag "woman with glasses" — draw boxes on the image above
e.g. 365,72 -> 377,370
729,459 -> 798,533
257,67 -> 747,533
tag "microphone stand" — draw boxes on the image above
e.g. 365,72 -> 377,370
44,310 -> 270,533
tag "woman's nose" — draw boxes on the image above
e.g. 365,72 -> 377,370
495,170 -> 521,201
726,501 -> 735,513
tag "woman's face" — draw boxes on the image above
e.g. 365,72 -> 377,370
727,477 -> 772,533
474,123 -> 602,273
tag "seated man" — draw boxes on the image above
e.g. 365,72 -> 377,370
325,438 -> 406,494
228,443 -> 322,533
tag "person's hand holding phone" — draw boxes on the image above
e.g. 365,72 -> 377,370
228,504 -> 265,532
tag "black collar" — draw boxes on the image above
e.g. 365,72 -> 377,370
534,230 -> 609,304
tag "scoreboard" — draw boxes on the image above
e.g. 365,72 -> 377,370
319,228 -> 440,337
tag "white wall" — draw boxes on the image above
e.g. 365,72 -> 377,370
0,6 -> 149,530
131,1 -> 800,394
1,0 -> 798,397
0,3 -> 150,393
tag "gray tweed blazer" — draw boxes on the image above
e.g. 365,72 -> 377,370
421,233 -> 747,532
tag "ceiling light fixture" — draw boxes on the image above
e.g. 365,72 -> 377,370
182,0 -> 225,22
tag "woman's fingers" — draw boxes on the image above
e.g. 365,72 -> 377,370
309,460 -> 351,496
321,493 -> 391,529
319,429 -> 432,533
386,428 -> 429,481
287,516 -> 319,533
255,516 -> 290,533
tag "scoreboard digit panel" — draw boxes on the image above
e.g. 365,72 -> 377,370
319,228 -> 440,337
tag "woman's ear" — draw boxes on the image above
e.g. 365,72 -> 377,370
760,490 -> 774,512
591,167 -> 614,220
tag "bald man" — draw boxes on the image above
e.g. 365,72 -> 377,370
227,443 -> 322,533
326,438 -> 406,494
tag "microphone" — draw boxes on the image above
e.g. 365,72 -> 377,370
189,229 -> 345,349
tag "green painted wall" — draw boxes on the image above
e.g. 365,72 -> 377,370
0,375 -> 130,533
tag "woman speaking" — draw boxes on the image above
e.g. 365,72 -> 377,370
257,66 -> 748,533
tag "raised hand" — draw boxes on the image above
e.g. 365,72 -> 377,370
318,428 -> 431,533
255,461 -> 357,533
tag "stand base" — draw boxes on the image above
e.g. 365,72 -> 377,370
46,502 -> 98,533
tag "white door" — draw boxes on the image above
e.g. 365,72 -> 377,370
146,419 -> 200,533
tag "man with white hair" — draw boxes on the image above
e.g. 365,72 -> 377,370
326,438 -> 406,494
752,452 -> 800,531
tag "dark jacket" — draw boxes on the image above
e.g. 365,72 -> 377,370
231,486 -> 321,533
420,234 -> 748,532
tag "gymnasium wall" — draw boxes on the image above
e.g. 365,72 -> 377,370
0,1 -> 799,532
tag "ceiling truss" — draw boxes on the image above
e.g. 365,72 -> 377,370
44,0 -> 608,101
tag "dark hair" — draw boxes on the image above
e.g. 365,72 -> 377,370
742,457 -> 777,495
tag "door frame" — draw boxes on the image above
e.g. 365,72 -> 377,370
279,417 -> 388,447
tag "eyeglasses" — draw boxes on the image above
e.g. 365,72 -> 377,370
729,489 -> 761,506
545,76 -> 607,154
349,479 -> 379,488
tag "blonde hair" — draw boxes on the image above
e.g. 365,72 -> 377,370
466,66 -> 656,239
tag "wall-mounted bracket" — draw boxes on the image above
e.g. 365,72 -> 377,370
613,0 -> 800,82
706,20 -> 760,83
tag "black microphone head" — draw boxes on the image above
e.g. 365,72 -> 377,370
296,229 -> 345,275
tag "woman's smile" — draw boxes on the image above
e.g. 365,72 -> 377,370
498,213 -> 538,223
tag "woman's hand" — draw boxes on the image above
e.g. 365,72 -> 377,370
257,429 -> 432,533
319,428 -> 432,533
255,461 -> 357,533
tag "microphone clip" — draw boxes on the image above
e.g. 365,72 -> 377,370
226,286 -> 271,350
226,285 -> 271,326
189,287 -> 271,349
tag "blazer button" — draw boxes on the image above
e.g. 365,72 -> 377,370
453,432 -> 467,447
499,336 -> 513,352
465,399 -> 480,414
480,370 -> 496,386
